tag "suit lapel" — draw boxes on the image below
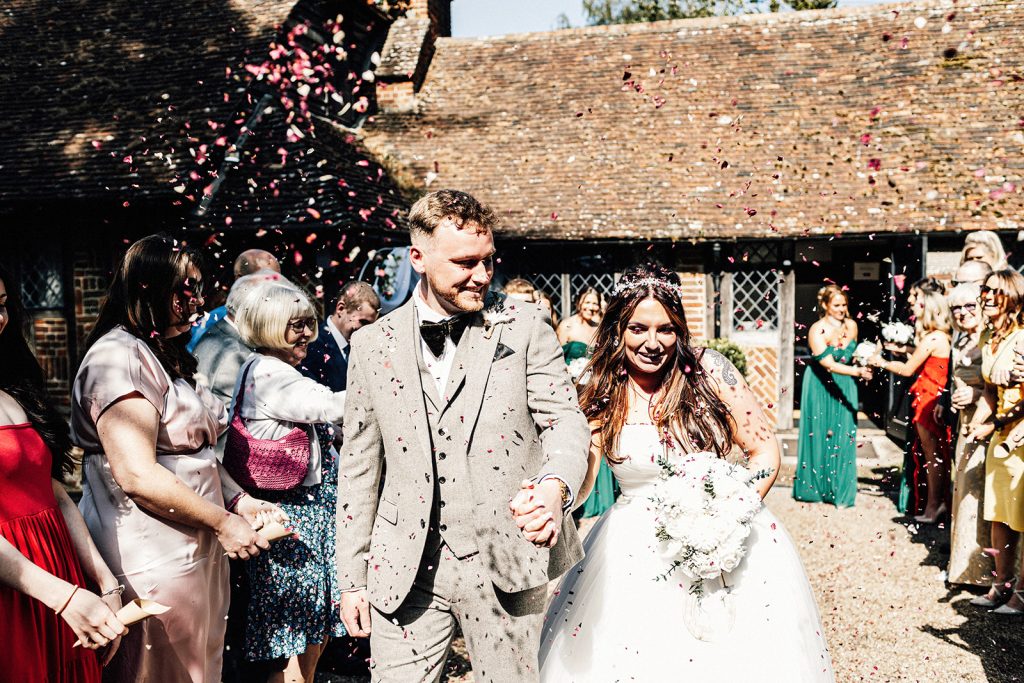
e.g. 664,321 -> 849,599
384,302 -> 434,462
443,314 -> 501,434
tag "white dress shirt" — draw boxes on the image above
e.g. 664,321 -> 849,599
326,316 -> 349,363
412,286 -> 460,399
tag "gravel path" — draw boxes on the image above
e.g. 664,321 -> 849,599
320,465 -> 1024,682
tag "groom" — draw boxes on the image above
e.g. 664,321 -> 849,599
337,189 -> 590,681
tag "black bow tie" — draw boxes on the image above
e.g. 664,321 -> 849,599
420,316 -> 471,358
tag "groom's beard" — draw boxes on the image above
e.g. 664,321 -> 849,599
423,272 -> 489,314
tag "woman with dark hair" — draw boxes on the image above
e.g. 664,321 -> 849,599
539,264 -> 833,680
71,235 -> 283,682
0,266 -> 127,681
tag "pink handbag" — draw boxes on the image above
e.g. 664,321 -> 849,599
222,361 -> 310,491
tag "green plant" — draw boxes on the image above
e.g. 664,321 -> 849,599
700,338 -> 748,378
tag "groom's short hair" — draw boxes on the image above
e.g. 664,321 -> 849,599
408,189 -> 497,239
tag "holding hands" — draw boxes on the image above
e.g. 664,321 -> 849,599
510,479 -> 565,548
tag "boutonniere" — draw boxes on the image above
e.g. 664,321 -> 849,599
482,295 -> 515,339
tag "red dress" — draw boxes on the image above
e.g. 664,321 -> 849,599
0,423 -> 100,682
903,356 -> 952,516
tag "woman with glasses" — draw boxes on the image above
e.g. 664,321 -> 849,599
231,279 -> 348,680
870,288 -> 952,522
964,270 -> 1024,614
945,284 -> 996,586
71,235 -> 278,682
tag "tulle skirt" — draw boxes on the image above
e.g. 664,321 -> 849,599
540,495 -> 835,681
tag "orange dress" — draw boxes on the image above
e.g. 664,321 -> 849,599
0,423 -> 100,682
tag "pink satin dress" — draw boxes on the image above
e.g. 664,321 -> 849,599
71,327 -> 229,683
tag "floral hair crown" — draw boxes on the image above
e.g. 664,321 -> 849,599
611,276 -> 685,299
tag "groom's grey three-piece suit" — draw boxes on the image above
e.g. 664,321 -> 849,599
337,293 -> 590,682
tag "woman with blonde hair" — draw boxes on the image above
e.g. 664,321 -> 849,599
793,285 -> 872,508
961,230 -> 1008,270
945,283 -> 996,585
228,279 -> 348,680
871,288 -> 953,521
963,269 -> 1024,613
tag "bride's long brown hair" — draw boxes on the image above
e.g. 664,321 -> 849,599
578,264 -> 735,462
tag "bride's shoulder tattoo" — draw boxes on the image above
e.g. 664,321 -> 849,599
704,349 -> 738,386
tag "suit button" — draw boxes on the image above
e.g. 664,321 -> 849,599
440,501 -> 446,508
438,427 -> 448,437
438,452 -> 447,460
440,524 -> 447,532
438,477 -> 446,484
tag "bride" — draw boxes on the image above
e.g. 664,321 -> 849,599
539,264 -> 835,681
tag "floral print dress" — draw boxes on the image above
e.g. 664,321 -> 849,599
244,424 -> 347,661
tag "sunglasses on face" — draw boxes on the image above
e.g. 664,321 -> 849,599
287,317 -> 316,334
951,303 -> 978,314
176,279 -> 205,300
980,284 -> 1004,297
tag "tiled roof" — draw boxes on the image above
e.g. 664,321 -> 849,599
363,0 -> 1024,240
0,0 -> 405,235
377,16 -> 431,80
0,0 -> 295,203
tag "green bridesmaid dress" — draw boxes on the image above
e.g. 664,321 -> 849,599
564,341 -> 620,518
792,341 -> 859,508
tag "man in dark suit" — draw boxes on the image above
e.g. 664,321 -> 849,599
301,280 -> 380,391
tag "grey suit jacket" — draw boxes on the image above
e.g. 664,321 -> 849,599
193,317 -> 252,408
337,293 -> 590,612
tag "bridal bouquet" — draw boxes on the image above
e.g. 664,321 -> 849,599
651,450 -> 769,641
881,321 -> 915,345
852,340 -> 878,366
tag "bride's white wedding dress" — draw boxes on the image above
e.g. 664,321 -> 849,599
539,424 -> 835,681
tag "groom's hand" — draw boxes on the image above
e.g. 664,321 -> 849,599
340,590 -> 372,638
509,479 -> 563,548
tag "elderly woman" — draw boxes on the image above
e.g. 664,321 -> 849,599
871,288 -> 952,522
229,279 -> 347,681
965,269 -> 1024,613
71,235 -> 275,683
945,283 -> 996,586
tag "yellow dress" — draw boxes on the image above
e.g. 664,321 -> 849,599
981,327 -> 1024,532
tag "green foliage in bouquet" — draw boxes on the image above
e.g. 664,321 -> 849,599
700,338 -> 748,378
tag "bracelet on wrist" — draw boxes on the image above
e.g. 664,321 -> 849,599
100,584 -> 125,598
55,584 -> 78,615
227,492 -> 248,512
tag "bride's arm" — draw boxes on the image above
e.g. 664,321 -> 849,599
701,350 -> 780,499
575,422 -> 604,505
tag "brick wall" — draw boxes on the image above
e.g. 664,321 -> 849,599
31,314 -> 69,405
743,344 -> 779,425
377,80 -> 417,112
73,246 -> 109,351
679,272 -> 708,342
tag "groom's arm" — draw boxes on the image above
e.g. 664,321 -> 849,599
336,334 -> 383,592
525,312 -> 591,502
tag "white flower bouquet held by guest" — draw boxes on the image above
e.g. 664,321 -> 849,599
852,340 -> 879,366
882,321 -> 915,345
